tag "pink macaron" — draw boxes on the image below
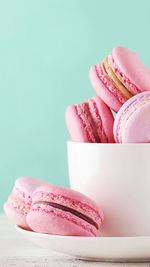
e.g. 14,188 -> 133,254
114,91 -> 150,143
89,46 -> 150,112
66,95 -> 114,143
4,176 -> 48,229
26,184 -> 104,237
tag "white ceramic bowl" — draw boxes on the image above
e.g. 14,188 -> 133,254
68,142 -> 150,237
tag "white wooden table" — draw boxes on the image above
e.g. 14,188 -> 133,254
1,214 -> 150,267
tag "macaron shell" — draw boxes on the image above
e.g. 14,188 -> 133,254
66,105 -> 89,142
3,202 -> 29,229
32,185 -> 103,227
114,91 -> 150,143
111,47 -> 150,92
26,208 -> 97,237
66,96 -> 114,142
27,184 -> 103,236
4,176 -> 49,228
33,184 -> 103,218
113,92 -> 140,142
122,103 -> 150,143
89,65 -> 123,112
15,176 -> 48,196
92,96 -> 114,143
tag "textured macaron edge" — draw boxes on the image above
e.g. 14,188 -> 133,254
27,185 -> 104,237
108,52 -> 141,95
66,104 -> 93,142
92,96 -> 115,143
3,201 -> 30,229
3,176 -> 49,228
89,64 -> 125,112
109,46 -> 150,94
114,92 -> 150,143
66,96 -> 114,143
27,205 -> 98,236
31,184 -> 103,228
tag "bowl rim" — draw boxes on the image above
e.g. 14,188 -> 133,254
67,141 -> 150,146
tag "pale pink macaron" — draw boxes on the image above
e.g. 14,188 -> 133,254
4,176 -> 48,229
89,46 -> 150,112
66,95 -> 114,143
26,184 -> 104,237
114,91 -> 150,143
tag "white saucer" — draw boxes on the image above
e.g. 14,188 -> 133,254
16,226 -> 150,262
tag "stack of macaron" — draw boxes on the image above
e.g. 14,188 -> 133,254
4,176 -> 104,237
66,46 -> 150,143
4,46 -> 150,237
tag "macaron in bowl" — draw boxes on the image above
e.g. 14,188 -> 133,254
26,184 -> 104,237
89,46 -> 150,112
66,95 -> 114,143
114,91 -> 150,143
4,176 -> 48,229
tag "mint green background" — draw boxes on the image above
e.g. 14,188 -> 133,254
1,0 -> 150,211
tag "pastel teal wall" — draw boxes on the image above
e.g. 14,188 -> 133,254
1,0 -> 150,211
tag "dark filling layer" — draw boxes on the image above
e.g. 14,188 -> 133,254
35,201 -> 98,229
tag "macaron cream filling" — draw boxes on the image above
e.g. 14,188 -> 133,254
95,62 -> 126,104
32,190 -> 103,226
115,95 -> 150,143
108,54 -> 141,95
103,57 -> 132,99
34,201 -> 98,229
